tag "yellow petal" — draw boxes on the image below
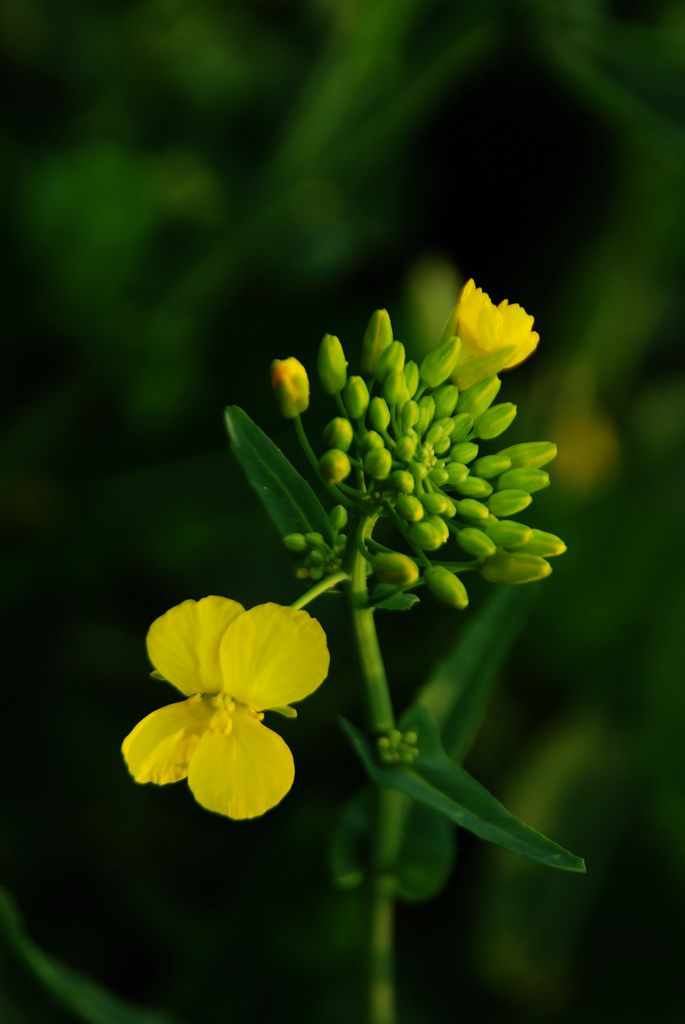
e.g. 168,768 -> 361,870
187,710 -> 294,819
219,603 -> 329,710
122,697 -> 213,785
498,300 -> 539,367
146,596 -> 245,696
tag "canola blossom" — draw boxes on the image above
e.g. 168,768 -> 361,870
122,596 -> 329,819
451,278 -> 540,389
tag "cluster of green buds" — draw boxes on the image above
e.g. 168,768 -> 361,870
283,505 -> 348,581
377,728 -> 419,765
272,305 -> 565,610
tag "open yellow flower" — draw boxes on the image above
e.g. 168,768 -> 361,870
122,596 -> 329,820
451,278 -> 540,389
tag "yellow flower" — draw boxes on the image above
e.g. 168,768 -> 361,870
451,279 -> 540,389
122,596 -> 329,820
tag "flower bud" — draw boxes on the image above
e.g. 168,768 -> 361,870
457,498 -> 490,522
421,493 -> 449,515
498,441 -> 557,469
408,521 -> 444,551
375,340 -> 405,381
488,489 -> 532,517
361,309 -> 393,376
323,416 -> 353,452
371,552 -> 420,586
319,449 -> 351,483
450,441 -> 479,464
433,384 -> 459,419
429,466 -> 449,485
452,476 -> 493,499
364,448 -> 393,480
390,470 -> 415,494
317,334 -> 347,394
396,495 -> 424,522
484,519 -> 532,548
329,505 -> 348,532
384,368 -> 409,407
420,336 -> 461,388
426,423 -> 445,446
344,376 -> 370,419
283,533 -> 307,552
368,396 -> 391,433
424,566 -> 469,609
457,375 -> 501,418
433,435 -> 451,456
473,454 -> 512,479
362,430 -> 385,451
410,461 -> 428,482
305,531 -> 326,549
425,514 -> 450,545
416,396 -> 436,434
271,358 -> 310,418
475,403 -> 517,440
404,361 -> 420,397
456,527 -> 497,559
445,461 -> 469,486
450,412 -> 474,441
400,400 -> 419,433
497,468 -> 550,493
481,552 -> 552,584
518,529 -> 567,557
395,436 -> 417,461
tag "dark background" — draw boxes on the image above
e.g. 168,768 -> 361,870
3,1 -> 685,1021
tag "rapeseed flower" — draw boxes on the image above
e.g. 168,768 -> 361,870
122,596 -> 329,819
452,278 -> 539,389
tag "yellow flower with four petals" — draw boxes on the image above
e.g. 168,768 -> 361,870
122,596 -> 329,819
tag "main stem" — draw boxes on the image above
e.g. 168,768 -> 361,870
346,514 -> 401,1024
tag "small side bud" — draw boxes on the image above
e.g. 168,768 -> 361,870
390,470 -> 415,494
361,309 -> 393,376
283,533 -> 307,552
424,566 -> 469,609
384,368 -> 409,407
420,493 -> 449,515
456,527 -> 497,558
396,494 -> 424,522
445,461 -> 469,486
429,466 -> 449,485
375,340 -> 406,381
484,519 -> 532,548
400,400 -> 419,433
364,448 -> 393,480
371,552 -> 420,586
457,375 -> 501,418
424,515 -> 450,545
457,498 -> 490,522
473,454 -> 512,478
475,403 -> 517,440
344,376 -> 370,419
450,412 -> 474,441
362,430 -> 385,451
407,521 -> 444,551
317,334 -> 348,394
329,505 -> 348,533
319,449 -> 352,483
481,552 -> 552,583
368,396 -> 391,433
323,417 -> 353,452
433,384 -> 459,419
420,336 -> 462,389
497,468 -> 550,493
404,361 -> 420,398
395,436 -> 417,462
416,396 -> 436,433
452,476 -> 493,499
498,441 -> 557,468
271,358 -> 310,418
488,489 -> 533,517
450,441 -> 479,464
518,529 -> 567,557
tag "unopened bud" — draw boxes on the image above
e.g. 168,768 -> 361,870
420,336 -> 461,389
376,340 -> 405,381
456,527 -> 497,559
452,476 -> 493,499
271,358 -> 310,418
390,470 -> 415,494
429,466 -> 449,485
361,309 -> 393,376
433,435 -> 451,455
484,519 -> 532,548
368,397 -> 391,433
395,436 -> 417,461
425,515 -> 450,545
323,417 -> 353,452
426,423 -> 445,446
408,521 -> 444,551
424,566 -> 469,609
450,441 -> 479,464
329,505 -> 348,532
319,449 -> 351,483
317,334 -> 347,394
344,376 -> 370,419
410,461 -> 428,482
445,462 -> 469,486
457,498 -> 490,522
497,468 -> 550,493
400,400 -> 419,433
498,441 -> 557,469
362,430 -> 385,451
396,495 -> 424,522
433,384 -> 459,419
371,552 -> 419,586
488,489 -> 532,517
475,403 -> 517,440
305,532 -> 326,549
404,361 -> 420,397
364,448 -> 393,480
518,529 -> 567,557
457,375 -> 501,418
416,396 -> 436,433
481,552 -> 552,584
450,412 -> 474,441
473,454 -> 512,479
283,533 -> 307,552
421,493 -> 449,515
384,368 -> 409,407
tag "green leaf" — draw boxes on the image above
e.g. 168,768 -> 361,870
416,586 -> 536,762
225,405 -> 331,540
340,707 -> 586,874
370,584 -> 421,612
0,888 -> 180,1024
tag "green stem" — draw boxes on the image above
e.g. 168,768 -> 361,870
291,570 -> 349,610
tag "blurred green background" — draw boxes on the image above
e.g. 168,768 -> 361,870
3,0 -> 685,1021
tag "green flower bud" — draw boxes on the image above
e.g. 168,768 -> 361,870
390,470 -> 415,494
421,493 -> 449,515
424,566 -> 469,609
375,340 -> 405,381
368,396 -> 391,433
283,533 -> 307,552
404,361 -> 420,398
483,519 -> 532,548
457,375 -> 501,418
429,466 -> 449,485
395,436 -> 417,462
371,552 -> 420,587
420,335 -> 461,388
317,334 -> 348,394
344,375 -> 370,419
457,498 -> 490,522
408,521 -> 444,551
450,441 -> 479,464
518,529 -> 567,557
498,441 -> 557,469
443,496 -> 457,517
329,505 -> 348,532
488,489 -> 532,517
334,534 -> 346,552
323,416 -> 353,452
410,461 -> 428,482
452,476 -> 493,499
475,403 -> 517,440
473,454 -> 512,479
433,384 -> 459,419
450,412 -> 474,441
396,495 -> 424,522
271,358 -> 310,418
481,552 -> 552,584
364,448 -> 393,480
319,449 -> 351,483
309,549 -> 325,565
456,527 -> 497,558
400,400 -> 419,433
361,309 -> 393,376
433,435 -> 452,456
384,368 -> 409,407
362,430 -> 385,451
309,566 -> 324,580
434,417 -> 455,435
445,461 -> 469,486
426,423 -> 445,446
305,532 -> 326,549
425,514 -> 450,545
497,468 -> 550,493
416,396 -> 436,434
